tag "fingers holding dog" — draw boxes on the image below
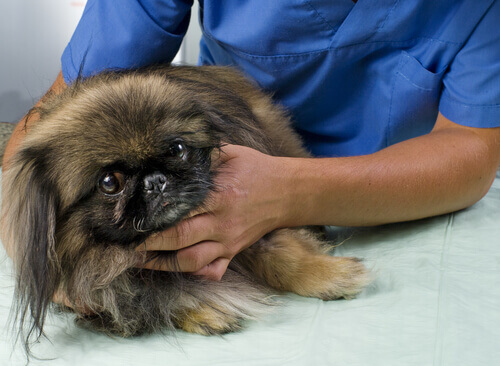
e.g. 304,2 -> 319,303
137,214 -> 220,251
189,258 -> 231,281
135,206 -> 259,278
139,240 -> 232,276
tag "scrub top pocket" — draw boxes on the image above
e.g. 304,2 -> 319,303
387,51 -> 447,146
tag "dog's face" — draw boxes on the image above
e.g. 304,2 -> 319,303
85,135 -> 212,244
70,132 -> 214,246
19,72 -> 223,248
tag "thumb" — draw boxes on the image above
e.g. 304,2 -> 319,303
189,257 -> 231,281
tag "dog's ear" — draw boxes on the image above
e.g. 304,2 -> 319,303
1,148 -> 60,351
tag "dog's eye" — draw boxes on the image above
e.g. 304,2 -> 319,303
168,142 -> 187,160
99,172 -> 125,195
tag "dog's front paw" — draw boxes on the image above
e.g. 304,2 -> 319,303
319,257 -> 371,300
291,256 -> 371,301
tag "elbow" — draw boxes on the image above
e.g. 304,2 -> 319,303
460,139 -> 499,210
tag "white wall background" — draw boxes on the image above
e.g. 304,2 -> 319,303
0,0 -> 201,123
174,2 -> 202,66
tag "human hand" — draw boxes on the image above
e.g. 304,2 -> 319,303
135,144 -> 292,281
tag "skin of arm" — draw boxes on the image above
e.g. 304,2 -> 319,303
138,113 -> 500,280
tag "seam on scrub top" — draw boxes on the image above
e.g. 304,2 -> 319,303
386,55 -> 405,147
395,71 -> 435,92
375,0 -> 401,32
432,213 -> 455,366
304,0 -> 337,33
202,28 -> 463,59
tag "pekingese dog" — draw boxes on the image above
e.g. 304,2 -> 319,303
1,65 -> 369,348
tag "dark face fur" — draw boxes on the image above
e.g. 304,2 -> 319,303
72,129 -> 215,246
26,71 -> 224,248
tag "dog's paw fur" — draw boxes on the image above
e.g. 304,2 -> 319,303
295,256 -> 371,301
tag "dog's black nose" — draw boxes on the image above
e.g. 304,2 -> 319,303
143,172 -> 168,194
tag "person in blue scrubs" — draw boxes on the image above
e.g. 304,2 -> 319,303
4,0 -> 500,280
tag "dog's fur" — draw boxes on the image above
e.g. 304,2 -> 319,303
1,65 -> 369,348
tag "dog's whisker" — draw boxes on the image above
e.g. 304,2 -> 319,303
133,217 -> 151,233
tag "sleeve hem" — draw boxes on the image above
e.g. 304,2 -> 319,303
439,93 -> 500,128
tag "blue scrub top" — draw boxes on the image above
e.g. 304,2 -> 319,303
62,0 -> 500,157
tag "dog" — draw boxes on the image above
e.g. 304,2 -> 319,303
1,65 -> 369,348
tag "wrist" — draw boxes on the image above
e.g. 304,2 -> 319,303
268,156 -> 323,228
271,155 -> 358,228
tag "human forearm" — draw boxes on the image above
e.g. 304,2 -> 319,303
282,113 -> 500,227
